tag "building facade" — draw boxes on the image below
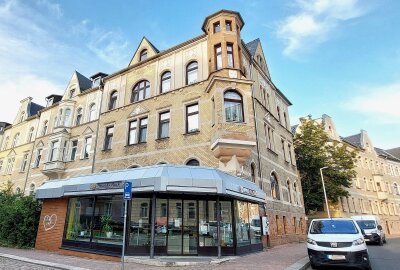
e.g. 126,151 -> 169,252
0,10 -> 306,258
294,114 -> 400,235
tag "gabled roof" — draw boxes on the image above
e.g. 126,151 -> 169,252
386,147 -> 400,159
27,102 -> 44,117
342,133 -> 362,148
128,37 -> 160,67
75,71 -> 92,92
201,9 -> 244,32
375,147 -> 400,162
245,38 -> 260,57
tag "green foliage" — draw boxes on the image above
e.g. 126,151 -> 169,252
0,181 -> 41,248
294,116 -> 357,214
100,214 -> 112,232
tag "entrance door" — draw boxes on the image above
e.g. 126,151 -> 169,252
167,199 -> 198,255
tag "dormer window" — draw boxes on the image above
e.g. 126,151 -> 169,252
140,49 -> 148,62
46,98 -> 54,107
69,89 -> 75,99
92,78 -> 101,88
213,22 -> 220,33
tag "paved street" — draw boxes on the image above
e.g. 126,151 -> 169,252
0,257 -> 57,270
306,237 -> 400,270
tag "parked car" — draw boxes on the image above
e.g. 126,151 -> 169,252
307,218 -> 371,270
352,215 -> 386,245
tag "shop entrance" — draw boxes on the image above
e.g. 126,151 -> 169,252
167,199 -> 198,255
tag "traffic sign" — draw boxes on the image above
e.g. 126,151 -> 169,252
123,181 -> 132,200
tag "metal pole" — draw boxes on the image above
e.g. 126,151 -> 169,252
216,196 -> 221,259
121,200 -> 128,270
320,167 -> 330,219
150,193 -> 156,259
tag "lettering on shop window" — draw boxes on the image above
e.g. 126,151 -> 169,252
43,214 -> 57,231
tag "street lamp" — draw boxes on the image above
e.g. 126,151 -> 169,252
320,166 -> 331,218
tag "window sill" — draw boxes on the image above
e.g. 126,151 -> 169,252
225,120 -> 246,125
156,137 -> 170,142
102,149 -> 112,152
267,148 -> 278,156
183,130 -> 200,136
125,142 -> 147,147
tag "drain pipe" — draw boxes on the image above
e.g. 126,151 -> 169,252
91,79 -> 104,173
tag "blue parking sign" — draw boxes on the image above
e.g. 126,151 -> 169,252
123,181 -> 132,200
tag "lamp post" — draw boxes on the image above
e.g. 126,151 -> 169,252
320,166 -> 331,218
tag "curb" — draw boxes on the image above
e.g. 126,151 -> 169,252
284,256 -> 310,270
0,253 -> 90,270
125,256 -> 235,267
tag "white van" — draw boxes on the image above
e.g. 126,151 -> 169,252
352,215 -> 386,245
307,218 -> 371,270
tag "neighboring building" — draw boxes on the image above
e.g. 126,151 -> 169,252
294,114 -> 400,235
1,10 -> 306,259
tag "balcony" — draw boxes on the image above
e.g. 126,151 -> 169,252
377,191 -> 388,201
211,138 -> 256,165
42,160 -> 65,178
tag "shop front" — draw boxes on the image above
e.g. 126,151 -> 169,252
36,165 -> 266,257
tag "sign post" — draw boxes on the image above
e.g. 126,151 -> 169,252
121,181 -> 132,270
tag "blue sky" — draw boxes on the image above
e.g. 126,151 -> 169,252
0,0 -> 399,149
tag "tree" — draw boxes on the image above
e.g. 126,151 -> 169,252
294,116 -> 357,215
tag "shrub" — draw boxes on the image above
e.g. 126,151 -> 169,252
0,186 -> 41,248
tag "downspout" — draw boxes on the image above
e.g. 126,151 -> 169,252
249,57 -> 264,188
91,80 -> 104,173
23,115 -> 41,195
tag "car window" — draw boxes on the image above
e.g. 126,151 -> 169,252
310,220 -> 359,234
356,220 -> 376,229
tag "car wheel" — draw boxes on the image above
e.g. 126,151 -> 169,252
310,262 -> 318,269
364,263 -> 372,270
383,237 -> 387,244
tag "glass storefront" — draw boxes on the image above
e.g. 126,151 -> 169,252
62,195 -> 262,256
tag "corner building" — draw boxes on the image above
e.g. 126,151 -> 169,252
17,10 -> 305,258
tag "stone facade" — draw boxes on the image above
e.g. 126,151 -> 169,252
0,10 -> 306,247
294,114 -> 400,235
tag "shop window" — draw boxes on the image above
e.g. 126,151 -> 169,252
155,199 -> 168,248
249,203 -> 262,244
186,61 -> 198,85
160,71 -> 171,93
186,103 -> 199,133
65,197 -> 95,242
235,201 -> 250,246
224,90 -> 244,123
131,80 -> 150,102
130,198 -> 151,248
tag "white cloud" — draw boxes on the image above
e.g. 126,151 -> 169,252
277,0 -> 369,56
344,82 -> 400,124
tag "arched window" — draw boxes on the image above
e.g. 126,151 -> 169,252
29,183 -> 35,196
283,112 -> 288,128
19,111 -> 25,123
131,80 -> 150,102
12,133 -> 20,147
3,136 -> 9,150
64,108 -> 71,126
42,121 -> 48,136
109,91 -> 118,110
140,49 -> 148,61
251,163 -> 256,182
27,127 -> 34,142
270,173 -> 280,200
89,104 -> 97,121
394,183 -> 400,195
186,159 -> 200,166
287,180 -> 292,203
293,182 -> 298,204
160,71 -> 171,93
15,187 -> 21,194
186,61 -> 198,85
224,90 -> 244,122
75,108 -> 83,125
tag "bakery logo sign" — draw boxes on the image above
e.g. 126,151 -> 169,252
239,186 -> 257,197
43,214 -> 57,231
90,181 -> 124,190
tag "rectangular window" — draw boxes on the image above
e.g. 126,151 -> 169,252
281,139 -> 286,160
213,21 -> 220,33
83,137 -> 92,158
186,103 -> 199,133
128,120 -> 137,145
34,149 -> 42,167
70,140 -> 78,161
158,111 -> 170,139
138,118 -> 148,143
104,126 -> 114,150
20,153 -> 28,172
225,20 -> 232,31
227,44 -> 234,68
215,44 -> 222,70
288,144 -> 293,164
49,140 -> 60,161
6,158 -> 14,174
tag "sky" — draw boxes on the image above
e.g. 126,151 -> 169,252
0,0 -> 399,149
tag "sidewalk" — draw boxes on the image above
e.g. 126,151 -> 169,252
0,242 -> 307,270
